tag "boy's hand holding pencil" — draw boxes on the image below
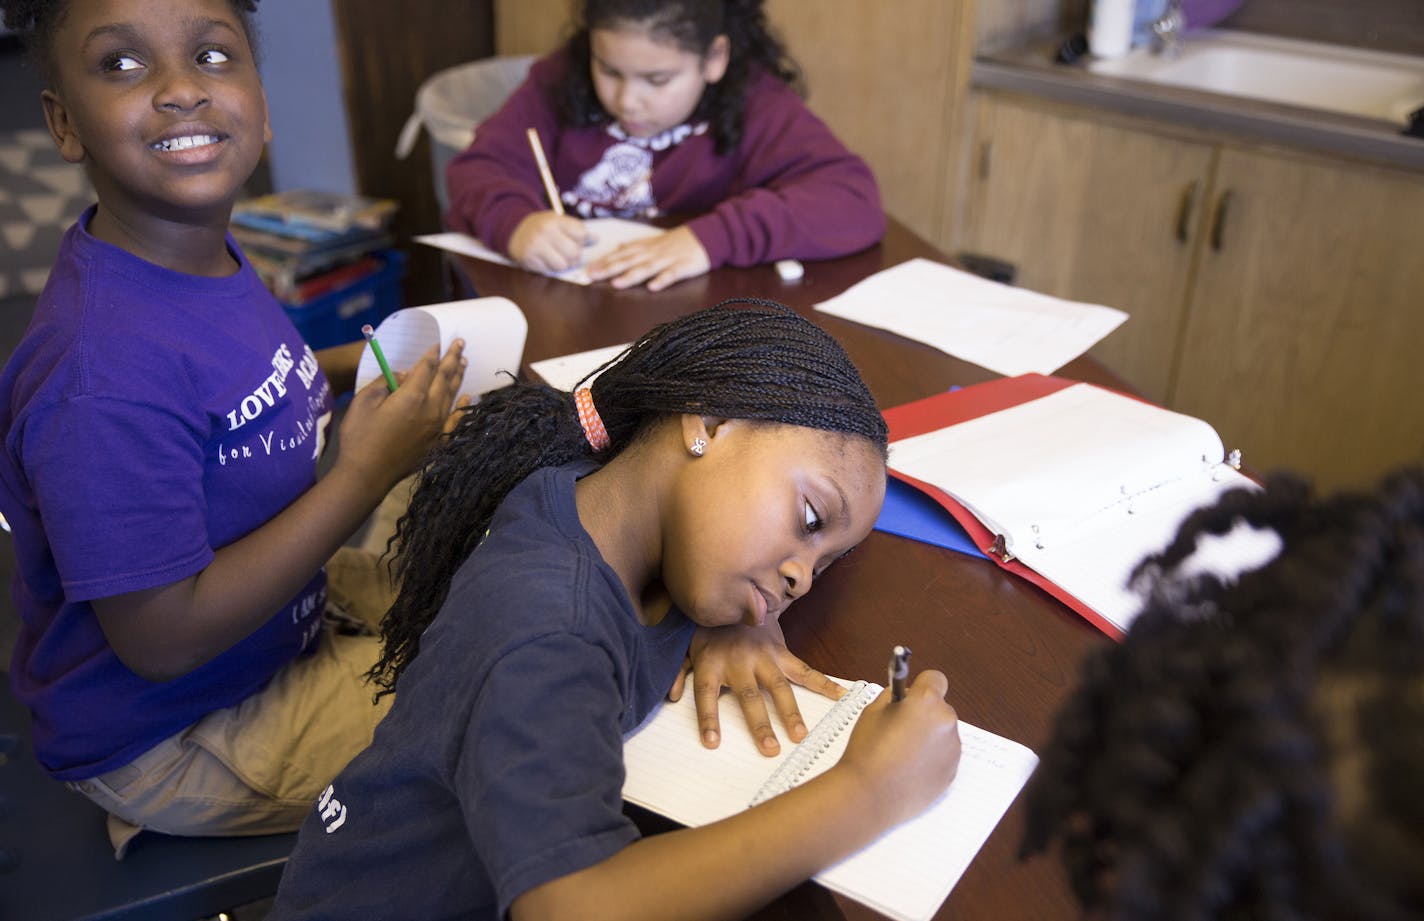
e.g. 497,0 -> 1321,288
361,324 -> 399,392
336,341 -> 467,495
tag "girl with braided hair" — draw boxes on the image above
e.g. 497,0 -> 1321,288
0,0 -> 464,855
445,0 -> 884,291
271,301 -> 962,921
1022,470 -> 1424,921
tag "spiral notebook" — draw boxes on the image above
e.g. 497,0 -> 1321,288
622,680 -> 1039,921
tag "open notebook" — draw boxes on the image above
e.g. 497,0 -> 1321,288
886,377 -> 1260,637
416,217 -> 664,286
622,680 -> 1039,921
354,297 -> 527,402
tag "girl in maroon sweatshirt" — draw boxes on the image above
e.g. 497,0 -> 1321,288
445,0 -> 885,291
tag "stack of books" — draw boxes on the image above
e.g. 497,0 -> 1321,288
231,190 -> 398,305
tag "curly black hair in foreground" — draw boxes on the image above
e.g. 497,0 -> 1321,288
368,299 -> 886,697
560,0 -> 802,155
1,0 -> 260,82
1022,470 -> 1424,921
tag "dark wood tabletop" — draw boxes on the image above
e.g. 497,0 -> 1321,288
447,220 -> 1115,921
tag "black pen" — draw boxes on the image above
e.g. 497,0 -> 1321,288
888,645 -> 911,702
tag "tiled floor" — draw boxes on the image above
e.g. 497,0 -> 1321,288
0,38 -> 94,301
0,125 -> 95,298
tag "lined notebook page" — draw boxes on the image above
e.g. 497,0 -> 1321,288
353,297 -> 527,401
622,681 -> 848,828
622,681 -> 1039,921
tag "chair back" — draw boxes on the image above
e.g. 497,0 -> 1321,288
0,675 -> 297,921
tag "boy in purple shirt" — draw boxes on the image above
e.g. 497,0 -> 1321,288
0,0 -> 465,854
445,0 -> 885,292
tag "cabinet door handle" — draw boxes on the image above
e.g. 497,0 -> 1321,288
1209,190 -> 1234,251
1175,180 -> 1199,242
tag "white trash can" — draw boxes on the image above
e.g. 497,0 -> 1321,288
396,55 -> 536,215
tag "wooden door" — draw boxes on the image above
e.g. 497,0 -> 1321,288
961,94 -> 1217,403
330,0 -> 494,305
1172,145 -> 1424,491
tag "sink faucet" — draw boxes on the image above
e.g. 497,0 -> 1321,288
1152,0 -> 1186,57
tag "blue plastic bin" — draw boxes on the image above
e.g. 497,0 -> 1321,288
282,249 -> 407,350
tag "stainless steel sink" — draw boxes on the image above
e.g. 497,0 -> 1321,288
1086,29 -> 1424,124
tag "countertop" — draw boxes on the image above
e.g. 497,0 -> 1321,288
973,38 -> 1424,173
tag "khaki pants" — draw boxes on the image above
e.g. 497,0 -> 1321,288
68,547 -> 397,858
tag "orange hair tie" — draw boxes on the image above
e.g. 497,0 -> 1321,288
574,387 -> 611,452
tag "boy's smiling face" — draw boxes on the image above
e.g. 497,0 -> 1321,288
39,0 -> 270,233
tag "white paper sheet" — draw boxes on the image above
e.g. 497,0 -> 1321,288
527,343 -> 632,391
355,297 -> 527,401
813,258 -> 1127,376
887,383 -> 1258,632
416,217 -> 664,286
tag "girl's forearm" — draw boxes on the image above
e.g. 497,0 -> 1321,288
512,764 -> 888,921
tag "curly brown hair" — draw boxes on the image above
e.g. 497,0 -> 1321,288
560,0 -> 802,155
1022,470 -> 1424,921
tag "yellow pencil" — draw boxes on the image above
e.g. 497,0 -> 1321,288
526,126 -> 565,216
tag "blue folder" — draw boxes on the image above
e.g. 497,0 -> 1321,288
873,476 -> 986,560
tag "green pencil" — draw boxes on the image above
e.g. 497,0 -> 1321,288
361,324 -> 399,392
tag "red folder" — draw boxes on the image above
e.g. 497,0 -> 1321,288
883,374 -> 1126,641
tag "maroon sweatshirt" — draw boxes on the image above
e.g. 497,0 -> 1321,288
444,49 -> 886,269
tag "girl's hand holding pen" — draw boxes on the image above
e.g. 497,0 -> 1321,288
333,340 -> 468,497
839,670 -> 962,827
509,212 -> 593,274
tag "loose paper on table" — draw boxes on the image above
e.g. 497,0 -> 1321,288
813,258 -> 1127,377
528,342 -> 632,391
416,217 -> 664,286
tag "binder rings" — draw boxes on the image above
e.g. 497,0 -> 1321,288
622,681 -> 1039,921
883,374 -> 1256,639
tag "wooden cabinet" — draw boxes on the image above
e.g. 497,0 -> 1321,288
960,92 -> 1424,491
960,97 -> 1216,403
1173,146 -> 1424,490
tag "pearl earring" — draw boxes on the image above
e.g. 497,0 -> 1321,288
690,437 -> 706,457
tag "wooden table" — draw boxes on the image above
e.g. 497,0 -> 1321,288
448,220 -> 1114,921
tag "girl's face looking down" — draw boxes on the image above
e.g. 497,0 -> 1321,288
40,0 -> 270,231
588,23 -> 729,138
661,419 -> 886,629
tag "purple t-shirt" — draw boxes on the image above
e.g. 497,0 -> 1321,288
444,49 -> 886,269
0,207 -> 333,779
